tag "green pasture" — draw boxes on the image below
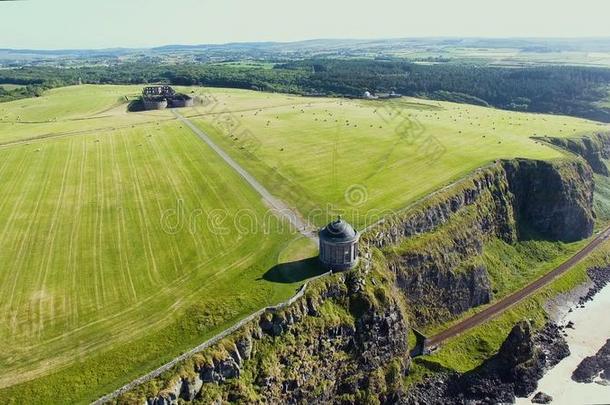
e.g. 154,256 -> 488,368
0,86 -> 319,403
0,85 -> 177,145
0,84 -> 24,91
392,47 -> 610,68
185,87 -> 606,228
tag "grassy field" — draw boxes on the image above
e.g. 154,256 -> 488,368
0,84 -> 24,91
0,86 -> 320,403
0,85 -> 608,403
183,87 -> 606,228
391,47 -> 610,68
0,85 -> 178,145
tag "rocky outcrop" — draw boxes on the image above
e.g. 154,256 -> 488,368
402,321 -> 570,404
531,391 -> 553,404
540,132 -> 610,175
492,320 -> 545,396
578,265 -> 610,305
128,269 -> 410,405
366,158 -> 594,325
572,339 -> 610,384
533,322 -> 570,370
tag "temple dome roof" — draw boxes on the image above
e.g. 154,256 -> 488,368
319,217 -> 358,243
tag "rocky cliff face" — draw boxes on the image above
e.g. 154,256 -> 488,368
504,158 -> 594,242
365,158 -> 594,325
123,267 -> 410,405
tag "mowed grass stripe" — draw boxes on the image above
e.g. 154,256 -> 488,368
68,140 -> 88,327
1,144 -> 60,340
5,146 -> 57,329
99,133 -> 124,306
94,135 -> 106,307
37,139 -> 75,336
120,130 -> 161,286
154,125 -> 230,255
107,134 -> 138,301
140,127 -> 185,278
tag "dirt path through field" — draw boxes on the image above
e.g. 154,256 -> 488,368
172,109 -> 318,241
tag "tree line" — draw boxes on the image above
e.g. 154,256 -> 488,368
2,59 -> 610,121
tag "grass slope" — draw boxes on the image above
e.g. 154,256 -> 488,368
0,85 -> 175,145
594,173 -> 610,224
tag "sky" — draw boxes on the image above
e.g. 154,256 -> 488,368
1,0 -> 610,49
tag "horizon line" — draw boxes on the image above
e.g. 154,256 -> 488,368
3,35 -> 610,53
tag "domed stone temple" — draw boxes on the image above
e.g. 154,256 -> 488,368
319,217 -> 360,271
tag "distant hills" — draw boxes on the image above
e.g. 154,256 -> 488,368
3,37 -> 610,64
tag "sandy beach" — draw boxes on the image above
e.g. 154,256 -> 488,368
516,283 -> 610,405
